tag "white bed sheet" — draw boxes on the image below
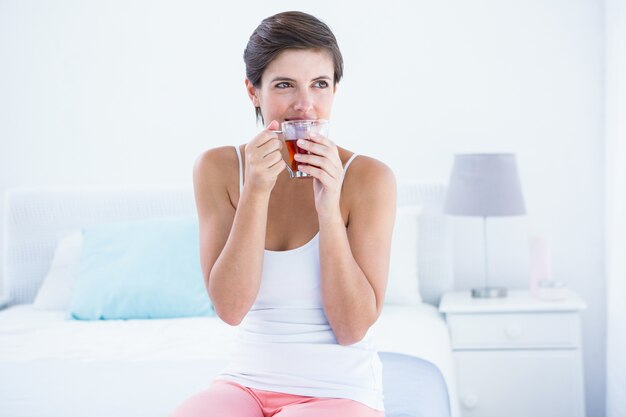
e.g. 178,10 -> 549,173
0,303 -> 459,417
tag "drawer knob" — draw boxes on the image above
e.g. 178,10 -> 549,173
462,394 -> 479,409
505,324 -> 523,339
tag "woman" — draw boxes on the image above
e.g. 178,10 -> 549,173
172,11 -> 396,417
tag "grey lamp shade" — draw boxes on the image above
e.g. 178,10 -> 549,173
444,153 -> 526,217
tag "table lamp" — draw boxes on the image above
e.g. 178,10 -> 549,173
444,153 -> 526,298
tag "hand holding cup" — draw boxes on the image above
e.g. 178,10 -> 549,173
277,119 -> 330,178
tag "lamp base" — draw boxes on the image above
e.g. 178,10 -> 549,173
471,287 -> 508,298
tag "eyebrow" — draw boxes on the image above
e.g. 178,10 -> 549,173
270,76 -> 333,83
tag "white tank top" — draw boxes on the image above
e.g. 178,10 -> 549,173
218,146 -> 384,410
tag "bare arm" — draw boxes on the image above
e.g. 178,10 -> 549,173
318,159 -> 396,345
193,123 -> 286,325
296,134 -> 396,345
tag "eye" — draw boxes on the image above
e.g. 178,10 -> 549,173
275,82 -> 292,89
314,80 -> 329,88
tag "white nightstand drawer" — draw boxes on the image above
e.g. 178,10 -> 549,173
454,350 -> 585,417
447,312 -> 581,349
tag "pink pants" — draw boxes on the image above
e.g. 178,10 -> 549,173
170,380 -> 385,417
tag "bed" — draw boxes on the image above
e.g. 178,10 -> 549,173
0,182 -> 460,417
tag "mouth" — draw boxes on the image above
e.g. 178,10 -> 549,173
284,117 -> 316,122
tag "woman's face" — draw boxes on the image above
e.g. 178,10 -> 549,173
246,48 -> 337,125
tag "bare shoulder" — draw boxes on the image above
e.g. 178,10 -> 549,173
193,146 -> 238,181
342,154 -> 397,205
193,146 -> 239,209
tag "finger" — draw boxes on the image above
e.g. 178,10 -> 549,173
270,158 -> 287,174
259,138 -> 283,157
262,120 -> 281,145
294,154 -> 340,179
264,149 -> 284,167
306,134 -> 340,165
254,132 -> 280,149
266,120 -> 280,131
250,122 -> 281,148
296,143 -> 343,178
297,164 -> 334,184
298,135 -> 339,161
296,138 -> 328,157
307,132 -> 334,148
249,136 -> 281,160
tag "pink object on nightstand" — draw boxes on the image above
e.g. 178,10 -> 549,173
530,236 -> 553,297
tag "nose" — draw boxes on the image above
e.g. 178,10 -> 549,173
293,88 -> 313,113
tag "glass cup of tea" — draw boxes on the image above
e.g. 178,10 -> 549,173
278,119 -> 330,178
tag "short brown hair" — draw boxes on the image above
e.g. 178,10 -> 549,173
244,11 -> 344,123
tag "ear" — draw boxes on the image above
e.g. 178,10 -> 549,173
245,79 -> 260,107
333,82 -> 339,94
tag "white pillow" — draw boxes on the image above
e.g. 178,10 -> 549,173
34,230 -> 83,311
385,205 -> 422,305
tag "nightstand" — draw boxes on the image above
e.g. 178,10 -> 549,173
439,290 -> 586,417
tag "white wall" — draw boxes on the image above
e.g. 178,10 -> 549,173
605,0 -> 626,415
0,1 -> 605,415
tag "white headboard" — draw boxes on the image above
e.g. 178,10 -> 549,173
2,182 -> 452,307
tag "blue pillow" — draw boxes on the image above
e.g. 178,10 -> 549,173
69,216 -> 213,320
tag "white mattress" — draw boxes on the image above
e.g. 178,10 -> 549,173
0,303 -> 459,417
